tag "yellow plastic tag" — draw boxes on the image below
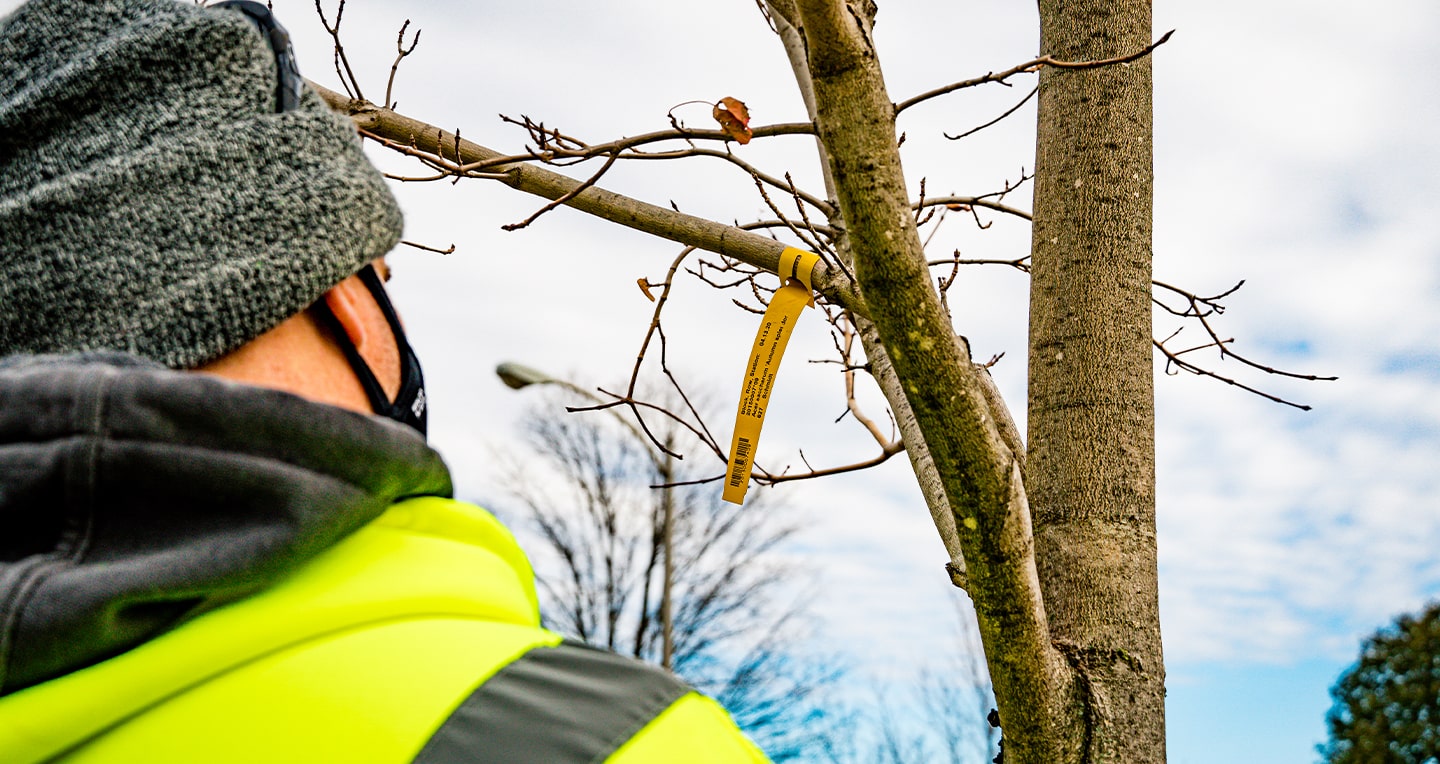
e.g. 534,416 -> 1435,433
722,247 -> 820,505
777,245 -> 818,295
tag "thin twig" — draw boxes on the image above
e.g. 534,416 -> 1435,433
1155,339 -> 1316,410
566,247 -> 731,464
359,128 -> 511,180
751,177 -> 826,255
935,254 -> 1337,406
502,151 -> 622,231
400,239 -> 455,254
927,254 -> 1031,272
896,30 -> 1175,113
314,0 -> 363,101
918,196 -> 1033,222
462,116 -> 816,174
384,19 -> 420,109
783,172 -> 837,258
1151,278 -> 1244,318
753,441 -> 906,483
837,315 -> 897,448
945,86 -> 1038,141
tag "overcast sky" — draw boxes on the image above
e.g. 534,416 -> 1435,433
8,0 -> 1437,760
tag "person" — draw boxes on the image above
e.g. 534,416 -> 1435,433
0,0 -> 769,761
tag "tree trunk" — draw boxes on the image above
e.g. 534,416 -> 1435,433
763,1 -> 969,575
790,1 -> 1065,758
1028,0 -> 1165,759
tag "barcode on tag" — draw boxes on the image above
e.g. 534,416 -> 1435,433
729,437 -> 753,487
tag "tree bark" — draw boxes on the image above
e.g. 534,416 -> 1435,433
764,1 -> 968,576
1028,0 -> 1165,759
790,1 -> 1065,758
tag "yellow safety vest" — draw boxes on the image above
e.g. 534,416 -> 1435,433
0,497 -> 768,763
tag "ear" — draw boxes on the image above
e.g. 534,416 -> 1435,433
321,274 -> 371,351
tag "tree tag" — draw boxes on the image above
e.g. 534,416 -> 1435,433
722,247 -> 820,505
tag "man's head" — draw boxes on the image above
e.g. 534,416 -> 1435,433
0,0 -> 421,429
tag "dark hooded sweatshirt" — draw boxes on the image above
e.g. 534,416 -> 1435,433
0,355 -> 767,763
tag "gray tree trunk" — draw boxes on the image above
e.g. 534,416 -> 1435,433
1028,0 -> 1165,759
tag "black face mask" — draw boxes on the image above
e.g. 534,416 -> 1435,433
322,265 -> 428,437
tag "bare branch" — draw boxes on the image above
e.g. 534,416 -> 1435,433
309,80 -> 866,317
622,248 -> 728,462
918,196 -> 1033,223
626,148 -> 834,218
895,30 -> 1175,114
502,151 -> 621,231
384,19 -> 420,109
927,254 -> 1031,272
313,0 -> 363,101
931,254 -> 1336,405
1155,337 -> 1323,410
751,176 -> 828,256
473,115 -> 817,173
1151,278 -> 1244,318
834,314 -> 895,448
399,239 -> 455,255
754,441 -> 905,482
945,86 -> 1038,141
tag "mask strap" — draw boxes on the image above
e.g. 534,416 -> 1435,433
317,265 -> 428,437
211,1 -> 303,112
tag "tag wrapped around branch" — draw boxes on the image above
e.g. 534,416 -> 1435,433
722,247 -> 820,504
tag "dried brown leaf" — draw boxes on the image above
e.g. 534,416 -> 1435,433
712,96 -> 752,145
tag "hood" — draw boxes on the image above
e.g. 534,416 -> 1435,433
0,353 -> 453,695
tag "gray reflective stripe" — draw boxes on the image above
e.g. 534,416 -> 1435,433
411,640 -> 692,764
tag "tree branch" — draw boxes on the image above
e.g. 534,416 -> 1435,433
793,1 -> 1063,757
767,1 -> 971,581
308,80 -> 866,317
895,30 -> 1174,114
945,86 -> 1038,142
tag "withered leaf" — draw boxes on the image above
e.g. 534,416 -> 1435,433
712,96 -> 752,145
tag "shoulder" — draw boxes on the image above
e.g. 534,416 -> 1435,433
415,640 -> 769,764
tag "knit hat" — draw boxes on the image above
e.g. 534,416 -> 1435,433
0,0 -> 403,368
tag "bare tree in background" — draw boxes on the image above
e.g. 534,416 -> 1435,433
822,588 -> 999,764
490,386 -> 841,760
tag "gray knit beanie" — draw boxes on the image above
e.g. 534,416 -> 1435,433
0,0 -> 403,368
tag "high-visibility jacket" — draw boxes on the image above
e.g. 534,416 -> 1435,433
0,497 -> 767,763
0,357 -> 769,763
